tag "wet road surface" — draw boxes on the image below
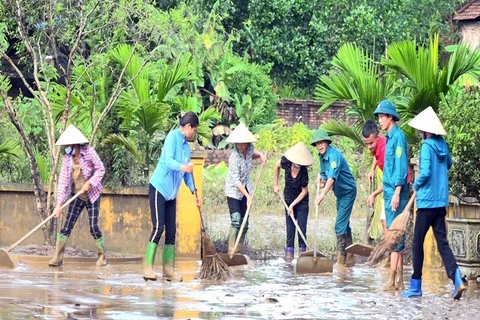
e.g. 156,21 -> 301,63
1,258 -> 479,319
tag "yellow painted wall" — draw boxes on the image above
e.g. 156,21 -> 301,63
0,151 -> 206,258
175,151 -> 205,258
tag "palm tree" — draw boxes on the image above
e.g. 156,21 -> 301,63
315,34 -> 480,145
381,34 -> 480,141
314,42 -> 395,146
103,45 -> 196,177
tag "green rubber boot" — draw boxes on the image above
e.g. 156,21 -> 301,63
48,233 -> 69,267
228,226 -> 240,254
162,244 -> 182,282
143,242 -> 158,281
95,237 -> 107,266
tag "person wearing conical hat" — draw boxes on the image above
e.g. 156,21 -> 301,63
402,107 -> 465,300
273,142 -> 313,262
48,124 -> 106,268
373,99 -> 409,292
143,112 -> 201,282
311,128 -> 357,267
224,122 -> 267,255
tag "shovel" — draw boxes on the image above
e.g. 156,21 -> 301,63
295,174 -> 334,274
0,190 -> 83,269
278,193 -> 309,249
346,182 -> 375,257
218,155 -> 267,267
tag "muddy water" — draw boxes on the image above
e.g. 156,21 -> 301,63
0,259 -> 479,319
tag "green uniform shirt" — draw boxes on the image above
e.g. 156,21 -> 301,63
383,124 -> 409,198
319,145 -> 356,197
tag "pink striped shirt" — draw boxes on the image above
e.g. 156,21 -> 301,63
56,146 -> 105,205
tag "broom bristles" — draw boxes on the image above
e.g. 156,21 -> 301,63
199,233 -> 233,281
367,192 -> 416,265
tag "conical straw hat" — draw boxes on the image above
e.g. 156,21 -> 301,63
226,122 -> 257,143
408,107 -> 446,136
284,142 -> 314,166
55,124 -> 89,146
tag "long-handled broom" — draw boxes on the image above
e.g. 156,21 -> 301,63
367,192 -> 416,265
192,175 -> 232,281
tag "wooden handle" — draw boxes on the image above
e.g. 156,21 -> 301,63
314,173 -> 321,258
230,153 -> 268,258
8,189 -> 84,252
278,193 -> 309,248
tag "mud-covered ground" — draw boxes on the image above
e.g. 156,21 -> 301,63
0,258 -> 479,320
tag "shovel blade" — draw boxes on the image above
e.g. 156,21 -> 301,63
217,253 -> 248,266
0,249 -> 16,269
295,256 -> 334,274
345,243 -> 374,257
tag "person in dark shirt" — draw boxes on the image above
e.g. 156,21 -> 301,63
274,142 -> 314,261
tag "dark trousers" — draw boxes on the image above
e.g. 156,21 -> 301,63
412,207 -> 458,281
148,184 -> 176,245
285,201 -> 308,248
60,197 -> 102,239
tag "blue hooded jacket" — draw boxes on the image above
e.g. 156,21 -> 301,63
150,129 -> 194,200
414,135 -> 452,209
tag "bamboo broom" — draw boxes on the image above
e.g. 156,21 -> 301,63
192,175 -> 232,281
367,192 -> 416,265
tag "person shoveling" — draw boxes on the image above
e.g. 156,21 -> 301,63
48,124 -> 107,267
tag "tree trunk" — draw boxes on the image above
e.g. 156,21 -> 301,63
1,91 -> 52,245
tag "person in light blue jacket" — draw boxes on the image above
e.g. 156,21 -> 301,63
143,112 -> 200,282
402,107 -> 465,300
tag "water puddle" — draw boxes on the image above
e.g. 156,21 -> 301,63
1,258 -> 479,319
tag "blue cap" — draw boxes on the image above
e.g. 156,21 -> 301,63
373,100 -> 399,122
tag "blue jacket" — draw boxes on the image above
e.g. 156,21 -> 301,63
319,145 -> 356,197
383,124 -> 409,199
150,129 -> 194,200
414,135 -> 452,208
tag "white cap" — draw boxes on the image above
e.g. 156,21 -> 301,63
408,106 -> 447,136
55,124 -> 89,146
226,122 -> 257,143
284,142 -> 314,166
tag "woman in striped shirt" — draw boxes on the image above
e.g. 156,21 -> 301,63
224,123 -> 267,255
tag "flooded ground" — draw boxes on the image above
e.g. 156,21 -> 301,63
1,258 -> 479,319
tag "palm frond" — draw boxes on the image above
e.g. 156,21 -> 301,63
320,120 -> 363,147
157,52 -> 195,102
102,133 -> 144,165
0,140 -> 22,158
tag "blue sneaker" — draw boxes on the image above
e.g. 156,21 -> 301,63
401,278 -> 422,298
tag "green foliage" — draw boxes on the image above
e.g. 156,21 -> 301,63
314,42 -> 395,146
255,120 -> 314,154
228,60 -> 278,125
247,0 -> 465,91
439,86 -> 480,200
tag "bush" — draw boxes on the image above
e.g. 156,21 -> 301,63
439,86 -> 480,200
229,58 -> 279,126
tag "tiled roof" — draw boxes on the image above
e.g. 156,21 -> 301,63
454,0 -> 480,21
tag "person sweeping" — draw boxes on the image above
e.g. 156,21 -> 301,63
273,142 -> 313,261
142,112 -> 201,282
312,129 -> 357,267
225,123 -> 267,255
373,100 -> 409,291
49,124 -> 106,267
401,107 -> 465,300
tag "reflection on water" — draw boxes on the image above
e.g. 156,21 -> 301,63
0,259 -> 479,319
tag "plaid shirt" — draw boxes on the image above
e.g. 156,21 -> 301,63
225,144 -> 254,200
57,145 -> 105,205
